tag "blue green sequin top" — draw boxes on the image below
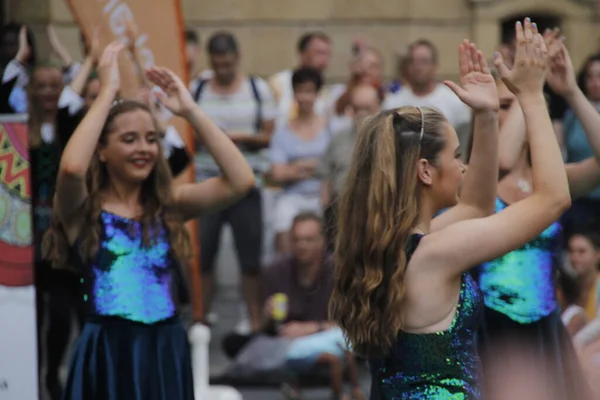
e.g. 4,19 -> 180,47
370,234 -> 483,399
79,211 -> 178,324
474,198 -> 562,324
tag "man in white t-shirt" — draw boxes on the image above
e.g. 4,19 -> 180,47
383,39 -> 472,150
268,32 -> 333,129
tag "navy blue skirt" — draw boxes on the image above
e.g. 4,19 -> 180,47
63,316 -> 194,400
478,307 -> 592,399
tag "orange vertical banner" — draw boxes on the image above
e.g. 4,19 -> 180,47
65,0 -> 203,320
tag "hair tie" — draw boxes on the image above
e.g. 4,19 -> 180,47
415,106 -> 424,141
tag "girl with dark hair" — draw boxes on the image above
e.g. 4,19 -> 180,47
25,60 -> 71,400
269,67 -> 331,254
567,230 -> 600,319
557,267 -> 588,337
43,42 -> 254,399
330,19 -> 572,399
558,52 -> 600,236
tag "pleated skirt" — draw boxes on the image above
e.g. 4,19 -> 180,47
63,316 -> 194,400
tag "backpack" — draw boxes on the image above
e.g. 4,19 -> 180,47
192,76 -> 263,133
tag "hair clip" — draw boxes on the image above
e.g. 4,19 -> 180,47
415,106 -> 424,141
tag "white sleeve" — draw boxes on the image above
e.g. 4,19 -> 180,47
58,86 -> 85,115
2,59 -> 29,87
63,62 -> 82,84
163,125 -> 185,149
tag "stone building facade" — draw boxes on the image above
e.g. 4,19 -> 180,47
6,0 -> 600,82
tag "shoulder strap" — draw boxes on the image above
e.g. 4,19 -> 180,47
193,78 -> 208,103
406,233 -> 423,261
249,76 -> 263,133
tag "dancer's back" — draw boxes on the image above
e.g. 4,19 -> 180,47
369,234 -> 483,399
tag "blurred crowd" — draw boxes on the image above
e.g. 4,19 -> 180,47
1,16 -> 599,400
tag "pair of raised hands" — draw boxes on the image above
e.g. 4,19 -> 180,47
444,18 -> 574,112
96,41 -> 196,117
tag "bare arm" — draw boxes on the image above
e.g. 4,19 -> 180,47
421,96 -> 570,276
68,57 -> 95,96
146,67 -> 255,220
565,158 -> 600,199
418,21 -> 571,277
497,100 -> 527,172
321,180 -> 332,207
270,161 -> 313,184
545,41 -> 600,197
68,30 -> 101,96
228,119 -> 275,148
56,42 -> 124,237
431,41 -> 500,231
432,111 -> 498,230
47,25 -> 73,68
564,88 -> 600,159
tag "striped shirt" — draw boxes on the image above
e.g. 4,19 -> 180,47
190,77 -> 277,182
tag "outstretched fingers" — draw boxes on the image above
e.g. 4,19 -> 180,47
469,42 -> 482,73
458,40 -> 470,77
493,51 -> 510,80
478,50 -> 490,75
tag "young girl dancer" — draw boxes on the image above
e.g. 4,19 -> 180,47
330,19 -> 571,399
43,42 -> 254,399
473,32 -> 600,398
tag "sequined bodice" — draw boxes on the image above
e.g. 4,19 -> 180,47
475,197 -> 561,323
79,211 -> 178,324
370,234 -> 483,399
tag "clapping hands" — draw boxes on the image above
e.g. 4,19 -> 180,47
444,40 -> 499,112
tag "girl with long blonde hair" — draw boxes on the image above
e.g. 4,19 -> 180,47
330,19 -> 571,398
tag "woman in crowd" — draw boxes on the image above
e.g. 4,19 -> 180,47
558,268 -> 588,336
328,41 -> 384,134
567,230 -> 600,319
330,19 -> 572,399
269,67 -> 331,254
473,29 -> 600,398
43,42 -> 254,399
558,53 -> 600,237
26,60 -> 67,400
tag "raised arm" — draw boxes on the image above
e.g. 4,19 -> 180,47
56,42 -> 124,235
431,40 -> 499,231
497,99 -> 527,172
542,35 -> 600,198
145,67 -> 255,220
418,19 -> 571,277
47,25 -> 74,70
3,27 -> 30,87
546,39 -> 600,159
65,29 -> 101,98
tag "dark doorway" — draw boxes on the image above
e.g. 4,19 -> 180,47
500,13 -> 561,44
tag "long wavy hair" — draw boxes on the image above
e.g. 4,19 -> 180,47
329,106 -> 446,357
42,100 -> 192,271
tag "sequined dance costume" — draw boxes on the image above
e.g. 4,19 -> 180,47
63,211 -> 194,400
473,197 -> 589,399
370,234 -> 483,399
